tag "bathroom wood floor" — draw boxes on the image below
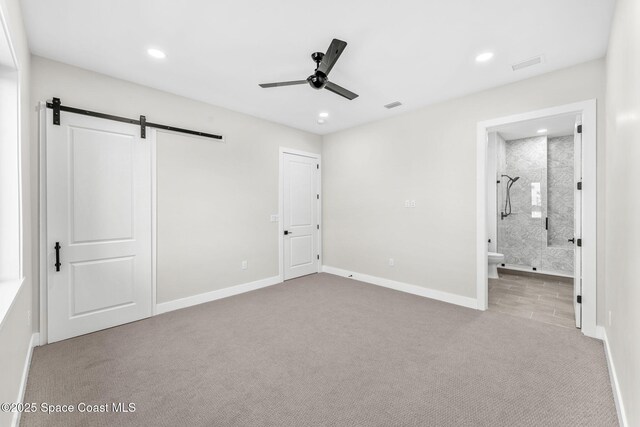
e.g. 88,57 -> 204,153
488,271 -> 576,329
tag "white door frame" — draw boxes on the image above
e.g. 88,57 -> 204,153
38,102 -> 157,345
476,99 -> 597,338
278,147 -> 322,282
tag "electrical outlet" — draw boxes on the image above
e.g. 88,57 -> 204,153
409,200 -> 416,208
241,260 -> 248,270
27,310 -> 31,327
404,200 -> 410,208
388,258 -> 395,266
270,214 -> 279,222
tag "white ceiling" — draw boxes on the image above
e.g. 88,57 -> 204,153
21,0 -> 615,135
494,114 -> 578,140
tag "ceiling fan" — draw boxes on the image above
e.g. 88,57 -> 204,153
259,38 -> 359,100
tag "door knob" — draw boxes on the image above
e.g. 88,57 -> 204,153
568,238 -> 575,244
284,230 -> 293,235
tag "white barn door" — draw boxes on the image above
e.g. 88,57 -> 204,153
282,152 -> 319,280
46,109 -> 152,343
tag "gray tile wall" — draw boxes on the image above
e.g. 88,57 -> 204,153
497,135 -> 574,276
544,135 -> 574,274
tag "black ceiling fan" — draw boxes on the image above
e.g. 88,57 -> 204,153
259,38 -> 359,100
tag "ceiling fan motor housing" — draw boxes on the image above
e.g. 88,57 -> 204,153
307,71 -> 327,89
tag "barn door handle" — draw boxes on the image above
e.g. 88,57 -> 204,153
54,242 -> 61,272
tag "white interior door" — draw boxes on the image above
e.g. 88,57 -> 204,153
573,117 -> 583,328
283,152 -> 319,280
46,109 -> 152,343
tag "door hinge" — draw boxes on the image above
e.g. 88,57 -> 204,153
577,181 -> 582,190
317,194 -> 319,199
317,164 -> 319,169
317,224 -> 319,230
52,97 -> 61,125
577,295 -> 582,304
140,115 -> 146,139
577,238 -> 582,247
317,254 -> 320,260
577,124 -> 582,134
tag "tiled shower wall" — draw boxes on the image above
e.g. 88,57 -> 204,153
497,135 -> 574,276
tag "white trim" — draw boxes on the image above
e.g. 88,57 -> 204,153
150,129 -> 158,315
37,101 -> 48,345
0,7 -> 24,309
476,100 -> 598,338
155,275 -> 281,314
600,327 -> 628,427
278,147 -> 322,282
12,333 -> 39,427
322,266 -> 478,309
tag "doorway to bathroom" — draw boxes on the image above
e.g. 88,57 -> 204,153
476,101 -> 597,337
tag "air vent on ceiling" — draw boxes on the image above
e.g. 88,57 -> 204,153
512,55 -> 543,71
384,101 -> 402,109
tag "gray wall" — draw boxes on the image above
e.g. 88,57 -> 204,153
30,56 -> 322,305
604,0 -> 640,423
322,59 -> 606,309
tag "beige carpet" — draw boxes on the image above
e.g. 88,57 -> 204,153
22,273 -> 617,426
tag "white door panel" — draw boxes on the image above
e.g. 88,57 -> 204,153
71,256 -> 135,316
47,110 -> 152,343
70,127 -> 134,243
283,153 -> 319,280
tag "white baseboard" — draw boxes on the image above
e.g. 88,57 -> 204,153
155,276 -> 282,315
322,266 -> 478,310
600,327 -> 628,427
13,332 -> 39,427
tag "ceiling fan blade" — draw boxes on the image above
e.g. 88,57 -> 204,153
324,81 -> 359,100
259,80 -> 307,88
317,39 -> 347,76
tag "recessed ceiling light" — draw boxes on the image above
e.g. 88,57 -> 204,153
317,119 -> 325,125
537,128 -> 548,133
147,48 -> 166,59
318,112 -> 329,118
475,52 -> 494,62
